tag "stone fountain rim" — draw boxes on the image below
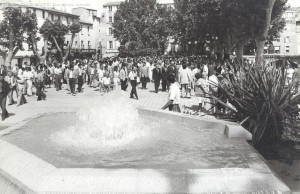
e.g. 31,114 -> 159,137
0,108 -> 290,194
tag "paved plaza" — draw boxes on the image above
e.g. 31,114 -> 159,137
0,82 -> 207,127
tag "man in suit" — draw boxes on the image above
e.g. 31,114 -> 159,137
140,61 -> 149,89
0,73 -> 10,121
152,62 -> 162,93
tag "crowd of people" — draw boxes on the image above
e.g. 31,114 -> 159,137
0,55 -> 298,121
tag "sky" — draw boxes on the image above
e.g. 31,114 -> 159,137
3,0 -> 300,16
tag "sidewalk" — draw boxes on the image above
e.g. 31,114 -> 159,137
0,82 -> 203,127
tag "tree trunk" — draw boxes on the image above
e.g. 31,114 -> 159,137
30,33 -> 42,64
63,33 -> 75,62
236,43 -> 244,66
224,31 -> 232,60
255,0 -> 276,66
51,35 -> 63,63
5,24 -> 15,67
40,35 -> 49,64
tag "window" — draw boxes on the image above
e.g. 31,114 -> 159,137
75,41 -> 77,48
297,21 -> 300,33
88,41 -> 91,49
89,10 -> 91,15
286,46 -> 290,53
88,26 -> 90,35
109,41 -> 113,49
275,46 -> 280,54
109,16 -> 113,23
58,15 -> 61,21
109,6 -> 112,12
51,14 -> 54,21
66,41 -> 69,46
284,36 -> 290,43
109,27 -> 113,35
66,17 -> 69,23
81,40 -> 84,49
42,11 -> 45,18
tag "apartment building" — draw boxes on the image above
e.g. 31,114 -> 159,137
266,7 -> 300,56
72,7 -> 101,59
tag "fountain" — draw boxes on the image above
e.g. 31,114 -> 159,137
0,93 -> 291,193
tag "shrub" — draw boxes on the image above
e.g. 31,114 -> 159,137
215,63 -> 300,151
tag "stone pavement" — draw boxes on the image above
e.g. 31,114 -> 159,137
0,81 -> 203,127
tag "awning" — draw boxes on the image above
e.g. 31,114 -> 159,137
14,51 -> 42,58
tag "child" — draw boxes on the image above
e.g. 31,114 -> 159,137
161,75 -> 181,112
101,73 -> 111,93
195,72 -> 210,116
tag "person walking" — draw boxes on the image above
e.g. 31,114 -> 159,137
161,63 -> 168,92
119,63 -> 128,91
128,66 -> 138,100
0,73 -> 10,121
7,71 -> 17,105
36,69 -> 46,101
68,65 -> 76,96
16,70 -> 27,106
77,64 -> 84,93
140,61 -> 149,89
161,75 -> 181,112
152,62 -> 162,93
179,64 -> 191,98
54,64 -> 62,91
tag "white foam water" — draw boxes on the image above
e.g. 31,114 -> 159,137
50,95 -> 149,152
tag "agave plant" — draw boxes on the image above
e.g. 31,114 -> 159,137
215,61 -> 300,150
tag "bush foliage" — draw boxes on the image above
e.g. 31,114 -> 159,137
216,63 -> 300,150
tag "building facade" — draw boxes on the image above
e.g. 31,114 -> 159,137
99,1 -> 121,58
265,7 -> 300,56
72,7 -> 101,59
0,3 -> 80,67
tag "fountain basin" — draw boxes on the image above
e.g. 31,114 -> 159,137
0,108 -> 290,194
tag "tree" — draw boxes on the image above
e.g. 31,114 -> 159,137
39,19 -> 81,63
23,9 -> 43,64
254,0 -> 287,65
0,7 -> 28,66
172,0 -> 287,64
113,0 -> 173,57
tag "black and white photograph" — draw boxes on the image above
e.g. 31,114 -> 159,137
0,0 -> 299,193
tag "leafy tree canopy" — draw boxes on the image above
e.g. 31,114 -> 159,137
113,0 -> 174,57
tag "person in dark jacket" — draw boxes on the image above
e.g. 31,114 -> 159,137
0,73 -> 10,120
161,63 -> 168,92
152,62 -> 162,93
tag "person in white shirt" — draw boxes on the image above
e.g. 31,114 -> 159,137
54,64 -> 62,91
128,66 -> 138,100
209,71 -> 219,114
23,67 -> 34,96
16,71 -> 27,106
162,75 -> 181,112
286,64 -> 294,85
113,66 -> 120,89
101,73 -> 111,93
